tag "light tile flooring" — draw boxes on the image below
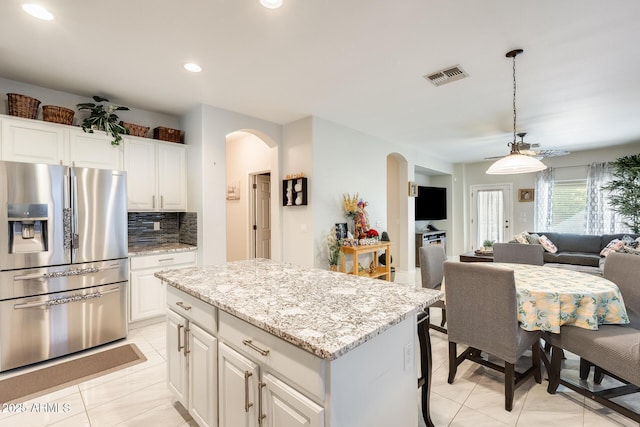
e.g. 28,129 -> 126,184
0,296 -> 638,426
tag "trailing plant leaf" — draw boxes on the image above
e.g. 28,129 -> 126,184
77,96 -> 130,145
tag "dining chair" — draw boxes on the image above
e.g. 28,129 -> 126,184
580,251 -> 640,383
493,242 -> 544,265
544,325 -> 640,423
443,261 -> 542,411
419,245 -> 447,334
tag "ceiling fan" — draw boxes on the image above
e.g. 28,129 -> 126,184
485,132 -> 570,160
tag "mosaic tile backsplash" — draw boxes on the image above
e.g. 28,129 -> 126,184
128,212 -> 197,248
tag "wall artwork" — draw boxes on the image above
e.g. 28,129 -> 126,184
408,181 -> 418,197
518,188 -> 534,202
226,180 -> 240,200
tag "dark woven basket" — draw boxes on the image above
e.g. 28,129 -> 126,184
153,126 -> 183,143
7,93 -> 41,119
43,105 -> 74,125
121,122 -> 150,138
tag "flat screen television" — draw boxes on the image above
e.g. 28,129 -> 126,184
415,186 -> 447,220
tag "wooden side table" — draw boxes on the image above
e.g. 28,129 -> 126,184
340,242 -> 391,280
459,251 -> 494,263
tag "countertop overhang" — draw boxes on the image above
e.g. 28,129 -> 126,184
156,259 -> 442,360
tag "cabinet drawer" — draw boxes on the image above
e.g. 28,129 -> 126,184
218,311 -> 325,402
167,286 -> 216,335
131,251 -> 196,270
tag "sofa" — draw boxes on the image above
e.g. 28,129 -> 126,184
511,231 -> 640,274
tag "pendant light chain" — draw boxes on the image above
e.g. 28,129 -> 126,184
512,54 -> 517,145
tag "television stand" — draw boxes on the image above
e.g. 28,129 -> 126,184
415,231 -> 446,266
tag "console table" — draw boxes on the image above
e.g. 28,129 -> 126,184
340,242 -> 391,280
415,231 -> 447,266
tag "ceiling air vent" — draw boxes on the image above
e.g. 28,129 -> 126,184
424,65 -> 468,86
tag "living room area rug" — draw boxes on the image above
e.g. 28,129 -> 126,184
0,343 -> 147,405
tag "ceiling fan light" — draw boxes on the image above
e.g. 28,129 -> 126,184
486,153 -> 547,175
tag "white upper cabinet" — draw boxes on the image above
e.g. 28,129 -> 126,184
1,116 -> 66,165
124,136 -> 187,211
68,128 -> 122,170
0,114 -> 123,169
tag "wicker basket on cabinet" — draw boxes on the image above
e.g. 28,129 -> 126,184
7,93 -> 41,119
153,126 -> 183,143
43,105 -> 75,125
121,122 -> 150,138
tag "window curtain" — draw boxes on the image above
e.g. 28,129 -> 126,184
534,167 -> 554,231
586,162 -> 628,234
477,189 -> 504,246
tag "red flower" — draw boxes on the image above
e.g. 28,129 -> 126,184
367,229 -> 379,238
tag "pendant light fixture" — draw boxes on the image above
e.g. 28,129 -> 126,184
486,49 -> 547,175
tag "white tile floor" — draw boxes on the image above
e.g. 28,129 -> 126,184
0,296 -> 638,426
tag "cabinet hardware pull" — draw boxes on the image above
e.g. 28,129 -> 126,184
177,324 -> 184,352
242,339 -> 270,356
258,382 -> 266,426
244,371 -> 254,412
184,327 -> 190,356
176,301 -> 192,311
161,195 -> 164,209
152,195 -> 156,209
158,258 -> 175,262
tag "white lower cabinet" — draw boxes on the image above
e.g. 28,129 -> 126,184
218,312 -> 324,427
129,251 -> 196,322
167,290 -> 217,427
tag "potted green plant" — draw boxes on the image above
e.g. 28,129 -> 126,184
77,96 -> 130,146
602,154 -> 640,233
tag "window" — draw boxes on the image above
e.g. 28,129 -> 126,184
550,180 -> 586,233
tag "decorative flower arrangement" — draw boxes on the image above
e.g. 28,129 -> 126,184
327,226 -> 343,267
342,193 -> 359,219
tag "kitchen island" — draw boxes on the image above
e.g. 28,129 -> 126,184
156,259 -> 442,427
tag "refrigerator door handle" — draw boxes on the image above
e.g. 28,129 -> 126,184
13,287 -> 119,309
13,264 -> 120,281
72,174 -> 79,249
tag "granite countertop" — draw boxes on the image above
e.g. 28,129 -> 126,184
128,243 -> 198,256
155,259 -> 442,361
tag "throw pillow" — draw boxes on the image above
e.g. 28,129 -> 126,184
600,239 -> 625,257
526,233 -> 541,245
539,235 -> 558,253
514,231 -> 530,244
619,245 -> 640,256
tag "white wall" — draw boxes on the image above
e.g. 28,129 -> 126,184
226,133 -> 272,261
183,104 -> 282,266
0,77 -> 179,130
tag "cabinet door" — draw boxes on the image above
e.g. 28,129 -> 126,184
129,268 -> 166,322
188,323 -> 217,427
219,342 -> 259,427
124,137 -> 157,210
69,129 -> 122,169
1,118 -> 65,164
262,373 -> 324,427
167,309 -> 188,406
157,142 -> 187,211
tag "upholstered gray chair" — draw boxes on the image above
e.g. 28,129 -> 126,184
419,245 -> 447,334
493,242 -> 544,265
580,251 -> 640,383
443,261 -> 542,411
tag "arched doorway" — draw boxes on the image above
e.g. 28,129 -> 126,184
225,131 -> 275,261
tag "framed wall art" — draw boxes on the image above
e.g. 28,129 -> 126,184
518,188 -> 534,202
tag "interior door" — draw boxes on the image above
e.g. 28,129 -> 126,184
253,173 -> 271,259
470,184 -> 512,249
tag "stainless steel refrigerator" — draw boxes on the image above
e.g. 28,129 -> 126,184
0,160 -> 128,372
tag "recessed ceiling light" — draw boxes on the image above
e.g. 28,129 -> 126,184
22,4 -> 54,20
184,63 -> 202,73
260,0 -> 283,9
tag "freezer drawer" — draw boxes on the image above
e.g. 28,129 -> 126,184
0,282 -> 127,372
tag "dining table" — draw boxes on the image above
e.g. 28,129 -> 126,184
494,263 -> 629,333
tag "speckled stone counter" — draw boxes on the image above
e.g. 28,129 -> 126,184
156,258 -> 442,360
128,243 -> 197,256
